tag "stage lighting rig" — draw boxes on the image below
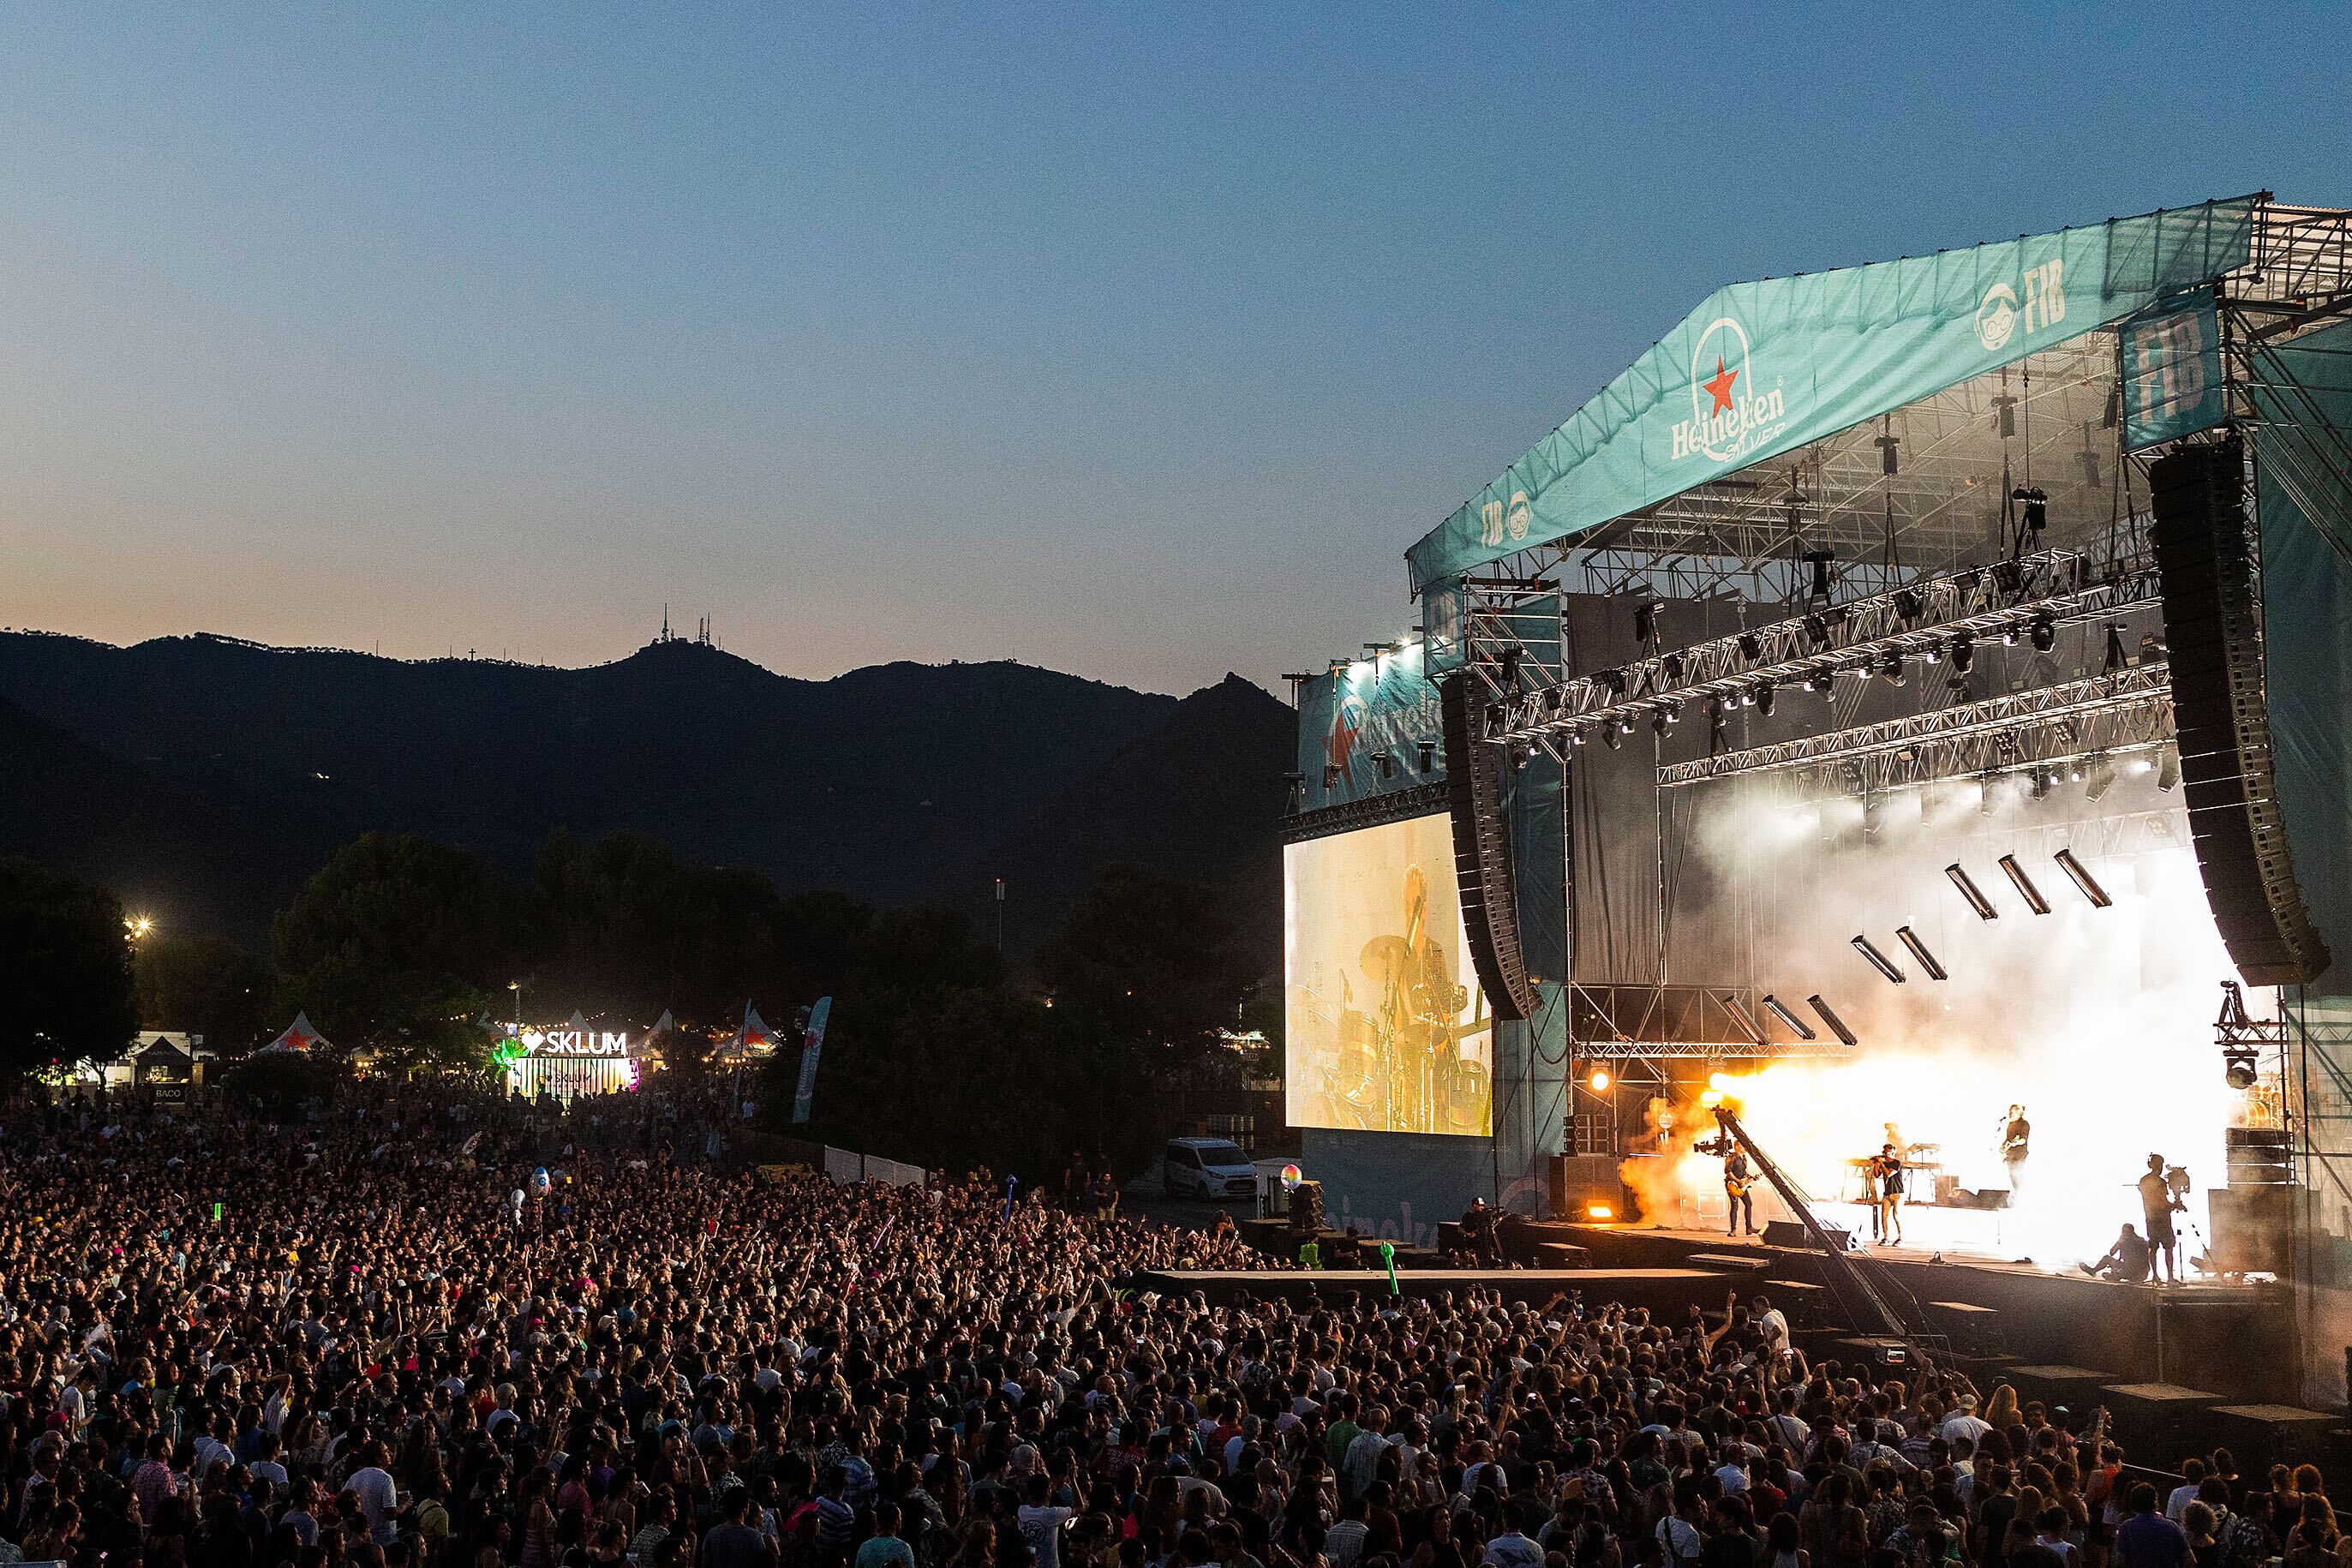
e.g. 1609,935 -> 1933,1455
1723,994 -> 1768,1048
1761,995 -> 1816,1041
1852,935 -> 1906,984
1895,925 -> 1948,981
1755,685 -> 1776,717
1999,853 -> 2053,914
1739,632 -> 1763,661
1373,751 -> 1395,781
2030,613 -> 2057,652
1946,863 -> 2000,921
2012,486 -> 2049,536
1807,995 -> 1860,1047
1587,1064 -> 1613,1092
1878,650 -> 1906,685
2054,848 -> 2113,908
1948,636 -> 1974,673
2082,755 -> 2117,802
1416,740 -> 1436,771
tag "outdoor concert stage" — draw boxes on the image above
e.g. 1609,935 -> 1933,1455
1558,1220 -> 2297,1404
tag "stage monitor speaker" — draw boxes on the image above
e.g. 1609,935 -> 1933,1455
2148,435 -> 2331,987
2206,1185 -> 2292,1276
1763,1218 -> 1852,1252
1549,1153 -> 1623,1221
1441,675 -> 1535,1019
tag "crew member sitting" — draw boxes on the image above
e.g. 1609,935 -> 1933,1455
2080,1223 -> 2153,1283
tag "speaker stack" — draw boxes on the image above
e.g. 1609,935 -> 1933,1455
2147,435 -> 2331,988
2208,1127 -> 2294,1276
1441,677 -> 1535,1019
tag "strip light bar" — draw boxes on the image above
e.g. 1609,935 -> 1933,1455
2053,848 -> 2114,908
1852,935 -> 1906,984
1895,925 -> 1949,981
1807,995 -> 1860,1047
1946,864 -> 1999,920
1761,994 -> 1817,1041
1999,853 -> 2053,915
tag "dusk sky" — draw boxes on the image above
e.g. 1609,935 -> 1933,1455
3,5 -> 2343,696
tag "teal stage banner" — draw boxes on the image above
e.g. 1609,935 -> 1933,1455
1407,197 -> 2259,591
2120,286 -> 2226,452
1296,641 -> 1445,811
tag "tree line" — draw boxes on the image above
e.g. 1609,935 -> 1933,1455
0,833 -> 1272,1178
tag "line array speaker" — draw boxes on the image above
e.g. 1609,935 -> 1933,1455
1442,676 -> 1535,1020
2147,434 -> 2331,987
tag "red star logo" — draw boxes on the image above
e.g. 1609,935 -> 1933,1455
1703,356 -> 1739,416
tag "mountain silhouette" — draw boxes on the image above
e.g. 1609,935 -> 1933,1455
0,630 -> 1293,949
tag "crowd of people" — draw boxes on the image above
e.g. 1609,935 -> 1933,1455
0,1077 -> 2327,1568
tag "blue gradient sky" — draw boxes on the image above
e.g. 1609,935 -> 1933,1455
2,4 -> 2343,694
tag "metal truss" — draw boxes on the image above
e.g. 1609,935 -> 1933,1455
1282,781 -> 1448,842
1658,665 -> 2174,789
1566,982 -> 1854,1057
1484,548 -> 2157,745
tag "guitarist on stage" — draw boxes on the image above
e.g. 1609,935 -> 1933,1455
1723,1146 -> 1757,1237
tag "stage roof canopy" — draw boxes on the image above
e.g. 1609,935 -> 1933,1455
1405,196 -> 2262,594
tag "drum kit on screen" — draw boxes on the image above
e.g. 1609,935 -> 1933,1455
1296,865 -> 1492,1135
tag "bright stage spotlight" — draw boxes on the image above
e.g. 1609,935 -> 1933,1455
2083,754 -> 2116,800
1723,994 -> 1768,1048
1998,853 -> 2053,914
2053,848 -> 2113,908
2223,1050 -> 2259,1091
1946,863 -> 2000,920
2157,748 -> 2181,792
1762,994 -> 1817,1041
1852,935 -> 1906,984
1894,925 -> 1948,980
1807,995 -> 1860,1047
1587,1065 -> 1613,1092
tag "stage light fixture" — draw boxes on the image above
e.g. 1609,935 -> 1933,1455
1804,549 -> 1836,607
2068,761 -> 2086,785
2053,848 -> 2113,908
1921,644 -> 1942,665
1588,1065 -> 1613,1092
1723,994 -> 1768,1048
1852,935 -> 1907,984
1602,725 -> 1622,751
1761,994 -> 1817,1041
1738,686 -> 1755,707
2014,486 -> 2050,535
2223,1049 -> 2259,1091
1949,636 -> 1974,673
1894,925 -> 1949,981
2157,748 -> 2181,792
1601,667 -> 1628,697
2104,624 -> 2128,675
2002,628 -> 2020,647
1663,652 -> 1685,684
2030,767 -> 2051,800
1374,750 -> 1395,781
1738,632 -> 1763,662
1569,727 -> 1587,746
1807,995 -> 1860,1047
1755,685 -> 1776,717
1878,650 -> 1906,685
1804,667 -> 1834,694
1417,740 -> 1436,771
1946,863 -> 2000,920
1894,589 -> 1924,623
2083,754 -> 2116,801
1804,613 -> 1831,647
2030,613 -> 2056,652
1998,853 -> 2053,914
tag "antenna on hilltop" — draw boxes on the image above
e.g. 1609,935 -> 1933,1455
661,603 -> 671,643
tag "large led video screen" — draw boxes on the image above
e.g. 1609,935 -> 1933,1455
1285,813 -> 1492,1136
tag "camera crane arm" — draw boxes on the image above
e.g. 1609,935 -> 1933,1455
1709,1105 -> 1918,1347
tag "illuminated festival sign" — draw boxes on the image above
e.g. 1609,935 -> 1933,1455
509,1026 -> 630,1057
